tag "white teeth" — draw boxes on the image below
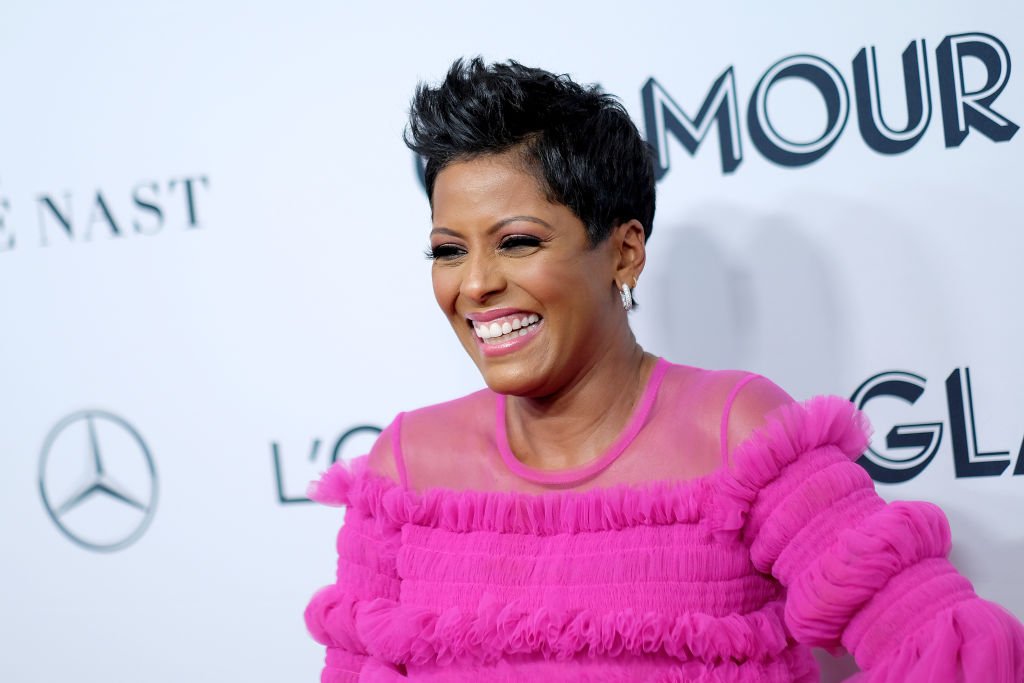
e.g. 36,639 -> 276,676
471,314 -> 543,343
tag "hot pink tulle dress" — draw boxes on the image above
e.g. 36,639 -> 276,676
304,357 -> 1024,682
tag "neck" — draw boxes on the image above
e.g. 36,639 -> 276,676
504,335 -> 657,471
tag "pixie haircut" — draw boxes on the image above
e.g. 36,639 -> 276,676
405,58 -> 656,246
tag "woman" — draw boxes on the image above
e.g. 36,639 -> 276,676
304,58 -> 1024,682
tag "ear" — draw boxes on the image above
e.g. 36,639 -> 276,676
611,219 -> 647,289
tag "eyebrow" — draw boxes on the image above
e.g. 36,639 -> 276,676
430,215 -> 552,238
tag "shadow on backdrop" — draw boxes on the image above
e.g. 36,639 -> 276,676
650,205 -> 847,398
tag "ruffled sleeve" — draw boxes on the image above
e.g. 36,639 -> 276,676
304,456 -> 405,683
714,395 -> 1024,682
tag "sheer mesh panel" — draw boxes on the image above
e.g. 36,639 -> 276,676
368,359 -> 794,493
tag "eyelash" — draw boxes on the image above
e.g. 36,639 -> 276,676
424,245 -> 462,260
502,235 -> 543,250
424,235 -> 543,261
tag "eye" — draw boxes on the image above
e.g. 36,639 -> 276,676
499,234 -> 542,251
425,243 -> 465,260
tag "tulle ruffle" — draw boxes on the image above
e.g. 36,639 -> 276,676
707,395 -> 871,542
349,593 -> 793,666
306,583 -> 363,652
784,501 -> 953,649
399,648 -> 820,683
846,597 -> 1024,682
309,457 -> 717,536
307,457 -> 361,506
322,645 -> 367,683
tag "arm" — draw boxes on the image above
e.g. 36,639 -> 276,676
719,383 -> 1024,681
304,418 -> 404,683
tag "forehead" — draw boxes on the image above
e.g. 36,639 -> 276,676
431,153 -> 553,227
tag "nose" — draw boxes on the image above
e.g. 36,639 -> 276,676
460,250 -> 506,303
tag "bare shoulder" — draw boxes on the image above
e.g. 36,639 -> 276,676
659,361 -> 794,466
367,388 -> 494,489
366,416 -> 402,482
722,372 -> 795,461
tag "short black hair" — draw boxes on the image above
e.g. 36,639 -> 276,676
405,58 -> 656,246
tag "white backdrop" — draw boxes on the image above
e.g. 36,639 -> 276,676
1,2 -> 1021,681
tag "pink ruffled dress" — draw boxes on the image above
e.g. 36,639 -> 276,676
304,358 -> 1024,682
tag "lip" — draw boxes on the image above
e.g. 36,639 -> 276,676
474,317 -> 544,357
465,307 -> 540,323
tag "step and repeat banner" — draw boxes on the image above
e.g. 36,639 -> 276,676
2,2 -> 1021,681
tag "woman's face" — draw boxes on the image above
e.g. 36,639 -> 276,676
429,151 -> 630,397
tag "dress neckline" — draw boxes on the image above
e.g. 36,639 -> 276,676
493,356 -> 670,485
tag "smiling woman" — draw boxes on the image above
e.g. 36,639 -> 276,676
304,58 -> 1024,682
427,153 -> 649,415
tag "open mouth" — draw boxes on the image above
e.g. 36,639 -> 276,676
469,313 -> 542,345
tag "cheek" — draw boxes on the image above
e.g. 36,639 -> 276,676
431,267 -> 459,314
516,256 -> 576,295
522,254 -> 605,304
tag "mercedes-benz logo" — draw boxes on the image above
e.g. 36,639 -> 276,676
38,410 -> 158,552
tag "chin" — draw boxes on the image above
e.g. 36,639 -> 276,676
455,326 -> 558,397
473,355 -> 551,397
